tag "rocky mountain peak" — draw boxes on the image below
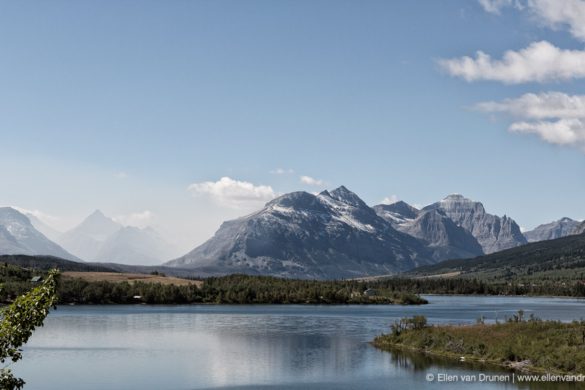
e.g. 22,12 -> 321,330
378,201 -> 419,220
524,217 -> 581,243
327,186 -> 368,208
424,195 -> 525,254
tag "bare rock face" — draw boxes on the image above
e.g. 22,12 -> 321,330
374,199 -> 483,261
576,221 -> 585,235
524,217 -> 581,242
398,209 -> 484,261
166,186 -> 434,279
423,194 -> 527,254
0,207 -> 78,261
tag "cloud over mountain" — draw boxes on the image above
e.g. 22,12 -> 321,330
188,177 -> 276,209
300,175 -> 324,186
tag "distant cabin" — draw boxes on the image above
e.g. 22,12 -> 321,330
31,276 -> 42,283
133,295 -> 142,300
363,288 -> 377,297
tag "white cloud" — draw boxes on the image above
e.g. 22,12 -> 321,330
477,0 -> 585,41
269,168 -> 294,175
475,92 -> 585,119
300,175 -> 324,186
475,92 -> 585,149
439,41 -> 585,84
527,0 -> 585,41
188,177 -> 276,209
380,195 -> 400,205
113,210 -> 155,228
115,171 -> 128,179
510,119 -> 585,146
478,0 -> 521,14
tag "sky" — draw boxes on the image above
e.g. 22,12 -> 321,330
1,0 -> 584,252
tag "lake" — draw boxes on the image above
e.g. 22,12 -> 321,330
13,295 -> 585,389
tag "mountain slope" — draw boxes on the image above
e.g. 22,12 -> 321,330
423,194 -> 527,254
166,186 -> 434,279
0,207 -> 78,260
407,230 -> 585,282
524,217 -> 581,242
25,213 -> 62,241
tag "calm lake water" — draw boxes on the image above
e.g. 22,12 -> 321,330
13,295 -> 585,389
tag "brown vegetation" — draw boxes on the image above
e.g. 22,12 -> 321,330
62,271 -> 202,287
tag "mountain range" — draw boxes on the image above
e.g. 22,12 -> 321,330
0,208 -> 178,265
57,210 -> 178,265
1,187 -> 583,278
165,187 -> 543,278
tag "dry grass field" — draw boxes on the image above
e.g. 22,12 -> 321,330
62,271 -> 203,287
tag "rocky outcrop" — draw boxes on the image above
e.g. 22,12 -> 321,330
524,217 -> 581,242
423,194 -> 527,254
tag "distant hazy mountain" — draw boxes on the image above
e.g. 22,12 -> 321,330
423,194 -> 527,254
58,210 -> 121,261
576,221 -> 585,235
58,210 -> 177,265
0,207 -> 77,260
166,186 -> 434,279
93,226 -> 179,265
524,217 -> 581,243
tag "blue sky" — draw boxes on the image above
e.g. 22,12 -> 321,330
1,0 -> 584,250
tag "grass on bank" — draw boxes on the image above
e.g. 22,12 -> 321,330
373,313 -> 585,375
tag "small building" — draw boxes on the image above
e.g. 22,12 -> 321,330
363,288 -> 378,297
133,295 -> 142,300
31,276 -> 42,283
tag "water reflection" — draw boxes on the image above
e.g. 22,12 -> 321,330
12,296 -> 585,390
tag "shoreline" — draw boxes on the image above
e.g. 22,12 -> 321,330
372,318 -> 585,377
